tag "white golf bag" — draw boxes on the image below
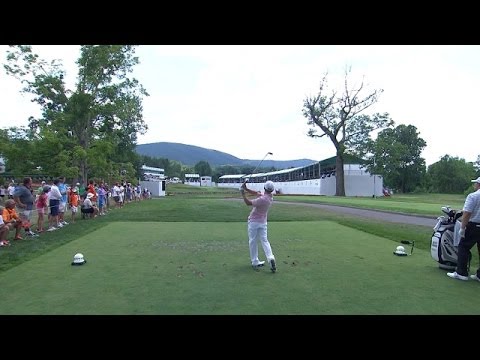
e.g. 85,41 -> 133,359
430,206 -> 470,270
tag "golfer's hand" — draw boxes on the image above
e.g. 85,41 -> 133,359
459,228 -> 465,238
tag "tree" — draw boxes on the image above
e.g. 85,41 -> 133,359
302,68 -> 394,196
0,127 -> 37,177
474,154 -> 480,176
362,124 -> 427,193
3,45 -> 148,183
194,161 -> 212,176
427,155 -> 476,194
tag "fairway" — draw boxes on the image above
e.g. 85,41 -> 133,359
0,220 -> 479,315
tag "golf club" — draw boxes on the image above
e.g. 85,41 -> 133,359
244,152 -> 273,183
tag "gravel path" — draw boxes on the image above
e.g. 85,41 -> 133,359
273,201 -> 437,228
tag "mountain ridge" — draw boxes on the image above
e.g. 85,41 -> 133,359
135,142 -> 318,168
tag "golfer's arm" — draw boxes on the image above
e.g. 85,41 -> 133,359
241,192 -> 253,206
461,211 -> 472,229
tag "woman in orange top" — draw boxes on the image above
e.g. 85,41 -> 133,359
69,188 -> 80,223
2,199 -> 23,240
86,180 -> 97,203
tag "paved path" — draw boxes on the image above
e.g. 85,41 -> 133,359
273,201 -> 437,228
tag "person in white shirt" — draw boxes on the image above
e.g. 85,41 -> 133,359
81,193 -> 98,218
112,183 -> 122,208
47,179 -> 63,231
7,183 -> 15,199
447,176 -> 480,281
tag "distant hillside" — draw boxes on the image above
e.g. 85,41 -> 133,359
136,142 -> 317,168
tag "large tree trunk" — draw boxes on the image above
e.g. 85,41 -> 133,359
80,161 -> 87,186
335,152 -> 346,196
78,122 -> 89,185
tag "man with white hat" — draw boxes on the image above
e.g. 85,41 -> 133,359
81,192 -> 98,219
240,180 -> 277,273
447,176 -> 480,281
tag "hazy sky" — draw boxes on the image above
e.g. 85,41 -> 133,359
1,45 -> 478,166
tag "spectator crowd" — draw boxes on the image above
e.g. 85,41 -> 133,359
0,177 -> 152,247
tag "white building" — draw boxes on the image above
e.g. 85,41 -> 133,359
184,173 -> 200,186
140,165 -> 165,196
200,176 -> 213,187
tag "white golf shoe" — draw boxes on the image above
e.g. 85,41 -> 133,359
252,261 -> 265,270
447,272 -> 469,281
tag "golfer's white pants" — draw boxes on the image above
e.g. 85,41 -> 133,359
248,220 -> 274,265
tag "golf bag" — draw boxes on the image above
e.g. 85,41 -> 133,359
430,206 -> 470,270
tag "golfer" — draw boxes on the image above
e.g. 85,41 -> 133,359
240,180 -> 277,272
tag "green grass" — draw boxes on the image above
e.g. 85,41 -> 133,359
1,220 -> 479,314
0,191 -> 477,314
275,193 -> 465,216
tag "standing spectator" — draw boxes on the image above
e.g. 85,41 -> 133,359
2,199 -> 23,240
119,183 -> 125,206
447,176 -> 480,281
13,177 -> 38,237
135,183 -> 141,201
97,183 -> 107,215
103,183 -> 111,213
47,179 -> 62,231
36,181 -> 46,198
127,183 -> 134,202
0,184 -> 6,203
240,180 -> 277,272
57,177 -> 69,226
112,182 -> 122,208
36,185 -> 49,233
86,180 -> 97,204
69,188 -> 80,223
7,182 -> 15,199
78,182 -> 87,200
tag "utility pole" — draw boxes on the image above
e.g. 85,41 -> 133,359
373,157 -> 376,199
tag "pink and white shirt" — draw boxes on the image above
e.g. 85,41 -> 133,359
248,192 -> 273,224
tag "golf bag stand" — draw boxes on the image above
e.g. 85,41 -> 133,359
430,206 -> 471,271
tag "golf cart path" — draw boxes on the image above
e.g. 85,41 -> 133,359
273,201 -> 436,227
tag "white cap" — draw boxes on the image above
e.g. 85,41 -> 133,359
86,193 -> 94,198
394,245 -> 407,256
72,253 -> 86,265
264,180 -> 275,192
41,181 -> 46,184
471,177 -> 480,184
